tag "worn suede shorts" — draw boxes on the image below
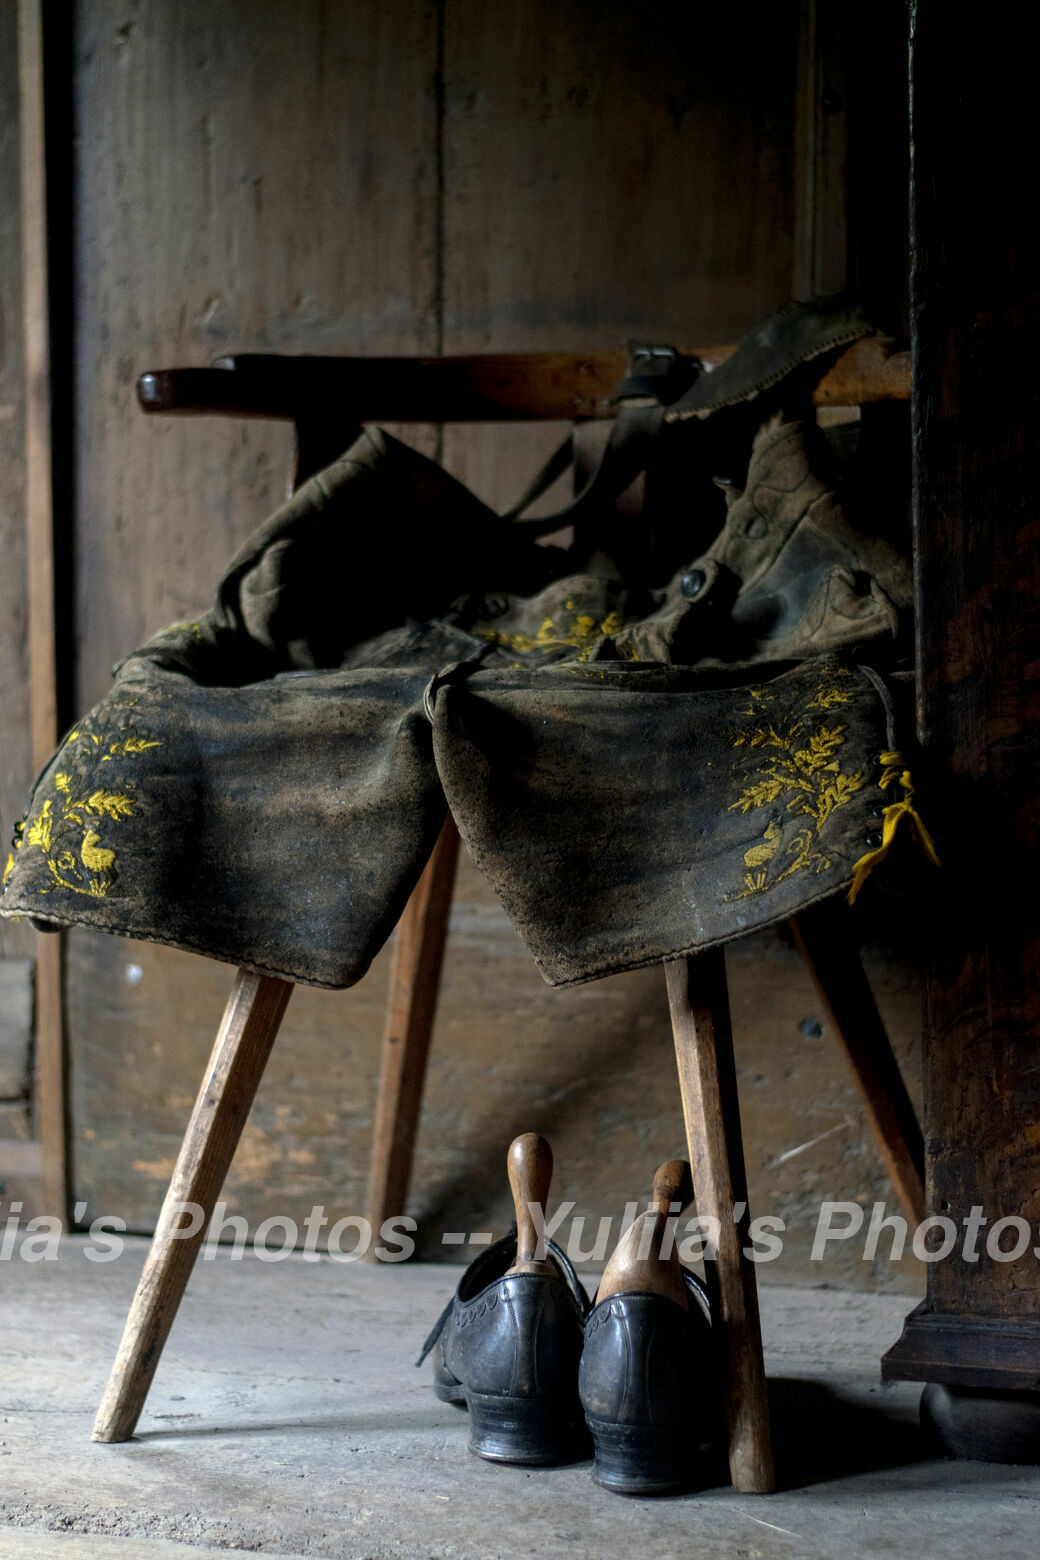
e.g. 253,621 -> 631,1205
2,410 -> 912,989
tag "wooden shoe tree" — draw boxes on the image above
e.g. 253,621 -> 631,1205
504,1132 -> 557,1277
596,1159 -> 693,1309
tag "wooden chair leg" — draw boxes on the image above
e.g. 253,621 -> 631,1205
789,904 -> 926,1227
665,948 -> 775,1494
92,968 -> 292,1443
363,815 -> 460,1248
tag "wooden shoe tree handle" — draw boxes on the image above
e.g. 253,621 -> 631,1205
504,1133 -> 557,1277
596,1158 -> 693,1309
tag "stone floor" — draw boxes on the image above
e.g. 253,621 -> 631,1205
1,1239 -> 1038,1559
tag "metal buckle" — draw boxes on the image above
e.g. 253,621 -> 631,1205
615,343 -> 699,406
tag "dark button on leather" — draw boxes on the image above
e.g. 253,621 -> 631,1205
871,805 -> 886,818
865,831 -> 883,849
680,568 -> 706,600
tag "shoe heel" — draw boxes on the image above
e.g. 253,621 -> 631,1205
586,1415 -> 696,1495
467,1391 -> 585,1466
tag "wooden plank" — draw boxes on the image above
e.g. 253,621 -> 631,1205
18,0 -> 67,1224
0,958 -> 33,1098
71,0 -> 441,715
884,1304 -> 1040,1392
18,0 -> 57,773
437,0 -> 802,508
92,969 -> 292,1443
66,0 -> 442,1235
882,5 -> 1040,1389
0,1140 -> 42,1177
0,3 -> 33,965
441,2 -> 800,356
794,2 -> 910,326
792,0 -> 849,301
0,1106 -> 32,1142
665,950 -> 774,1494
364,817 -> 461,1244
0,1137 -> 44,1218
136,337 -> 909,424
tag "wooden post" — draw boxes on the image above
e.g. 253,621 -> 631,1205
665,950 -> 774,1494
881,3 -> 1040,1427
92,970 -> 292,1442
18,0 -> 67,1223
363,816 -> 460,1248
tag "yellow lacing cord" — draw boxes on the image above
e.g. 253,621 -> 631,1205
2,820 -> 23,889
847,750 -> 941,904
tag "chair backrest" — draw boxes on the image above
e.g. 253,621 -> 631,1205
138,339 -> 908,425
136,342 -> 910,519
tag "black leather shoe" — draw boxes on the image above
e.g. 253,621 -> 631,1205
578,1270 -> 720,1494
417,1229 -> 591,1465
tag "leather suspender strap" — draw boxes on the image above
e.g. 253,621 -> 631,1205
503,345 -> 700,534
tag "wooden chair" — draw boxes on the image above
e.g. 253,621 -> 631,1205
91,340 -> 919,1496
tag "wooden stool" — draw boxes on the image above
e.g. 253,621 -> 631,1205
91,346 -> 921,1497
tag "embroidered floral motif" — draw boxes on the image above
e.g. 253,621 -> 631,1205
8,709 -> 163,899
726,675 -> 864,899
474,609 -> 626,662
735,686 -> 779,717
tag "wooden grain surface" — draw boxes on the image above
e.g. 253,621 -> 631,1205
438,0 -> 798,505
18,0 -> 57,775
0,2 -> 33,969
92,968 -> 292,1442
666,949 -> 775,1494
18,0 -> 67,1220
881,6 -> 1040,1385
1,3 -> 41,1211
365,815 -> 461,1244
137,337 -> 909,422
793,3 -> 909,328
71,0 -> 440,712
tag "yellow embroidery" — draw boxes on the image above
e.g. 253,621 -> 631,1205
475,608 -> 626,663
806,685 -> 854,710
726,688 -> 865,899
16,715 -> 163,899
80,830 -> 116,873
27,801 -> 54,853
735,676 -> 850,720
735,686 -> 778,716
101,736 -> 162,762
160,619 -> 204,640
83,789 -> 135,820
741,819 -> 782,891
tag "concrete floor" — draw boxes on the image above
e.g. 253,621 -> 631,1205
1,1241 -> 1038,1559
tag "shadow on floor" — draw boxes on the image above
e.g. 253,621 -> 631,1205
130,1405 -> 456,1442
769,1375 -> 926,1490
132,1375 -> 927,1496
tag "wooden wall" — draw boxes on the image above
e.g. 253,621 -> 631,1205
0,0 -> 35,1168
2,0 -> 921,1291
